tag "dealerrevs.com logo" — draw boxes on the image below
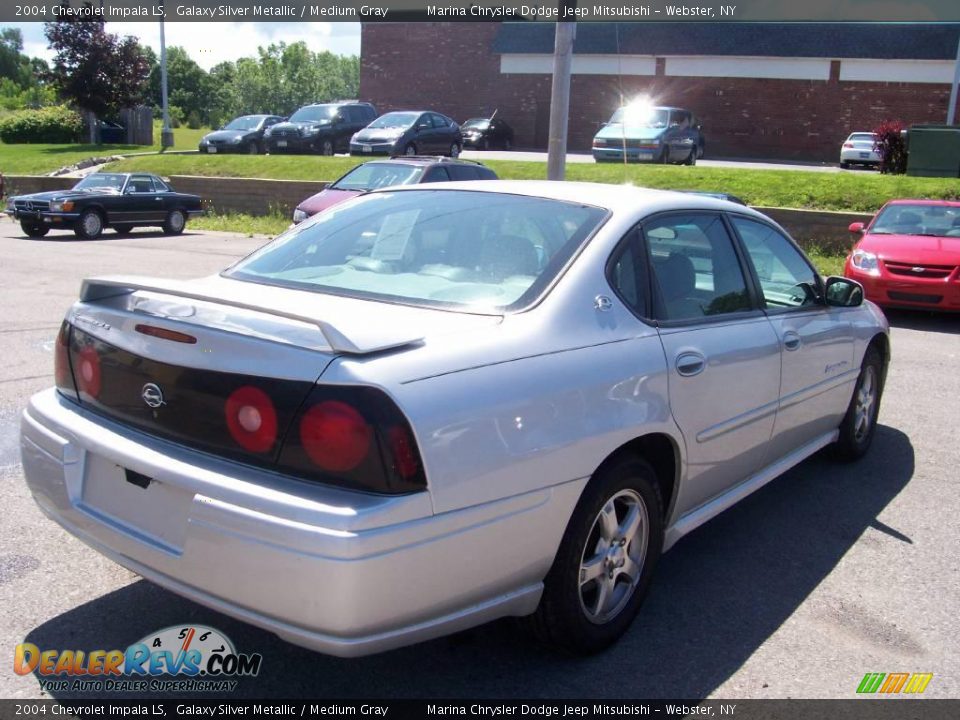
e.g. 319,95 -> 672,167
14,625 -> 262,693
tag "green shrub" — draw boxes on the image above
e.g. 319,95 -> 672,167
873,120 -> 908,175
0,105 -> 83,143
186,110 -> 202,129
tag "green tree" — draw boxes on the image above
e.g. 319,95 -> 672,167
44,10 -> 150,142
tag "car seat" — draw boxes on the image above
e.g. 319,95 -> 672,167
653,252 -> 703,320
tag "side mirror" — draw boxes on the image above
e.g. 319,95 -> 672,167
848,222 -> 865,234
824,276 -> 864,307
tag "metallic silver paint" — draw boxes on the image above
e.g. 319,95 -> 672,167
20,181 -> 890,655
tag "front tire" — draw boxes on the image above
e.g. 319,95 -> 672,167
684,148 -> 697,165
74,209 -> 103,239
247,141 -> 260,155
20,221 -> 49,238
526,456 -> 663,654
403,143 -> 417,156
320,139 -> 334,156
162,209 -> 186,235
833,346 -> 883,461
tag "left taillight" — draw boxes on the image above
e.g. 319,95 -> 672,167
54,321 -> 79,401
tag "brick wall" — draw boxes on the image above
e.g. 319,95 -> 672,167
360,23 -> 952,162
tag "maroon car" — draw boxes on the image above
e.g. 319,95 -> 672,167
292,157 -> 497,223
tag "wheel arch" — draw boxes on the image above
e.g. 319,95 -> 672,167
866,331 -> 891,388
590,432 -> 680,522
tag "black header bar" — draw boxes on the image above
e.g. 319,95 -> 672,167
4,1 -> 960,23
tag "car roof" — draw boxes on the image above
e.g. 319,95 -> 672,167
377,180 -> 765,215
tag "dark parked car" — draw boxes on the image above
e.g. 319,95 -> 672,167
460,117 -> 514,150
5,172 -> 204,240
292,157 -> 497,223
593,104 -> 705,164
199,115 -> 285,154
99,120 -> 126,144
350,111 -> 462,157
264,102 -> 377,155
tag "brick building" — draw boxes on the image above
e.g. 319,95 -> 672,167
359,22 -> 960,161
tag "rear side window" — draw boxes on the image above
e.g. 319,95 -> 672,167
644,214 -> 752,321
422,167 -> 451,183
608,236 -> 646,317
447,165 -> 478,181
431,114 -> 451,129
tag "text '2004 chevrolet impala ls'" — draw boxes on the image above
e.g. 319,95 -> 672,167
21,182 -> 889,657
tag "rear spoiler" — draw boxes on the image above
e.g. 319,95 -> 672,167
79,275 -> 423,356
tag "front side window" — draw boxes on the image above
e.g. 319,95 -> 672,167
226,190 -> 607,313
732,217 -> 821,311
644,214 -> 751,321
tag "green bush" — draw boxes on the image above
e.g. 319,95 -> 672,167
186,110 -> 202,129
0,105 -> 83,143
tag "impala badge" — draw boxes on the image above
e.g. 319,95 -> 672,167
141,383 -> 166,409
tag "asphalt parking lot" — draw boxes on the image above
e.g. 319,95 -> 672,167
0,217 -> 957,700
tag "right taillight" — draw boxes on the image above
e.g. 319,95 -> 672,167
279,386 -> 426,494
54,321 -> 79,401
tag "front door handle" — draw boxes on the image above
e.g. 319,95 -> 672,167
783,331 -> 802,351
676,352 -> 706,377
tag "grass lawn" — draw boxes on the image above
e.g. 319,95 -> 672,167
102,153 -> 960,213
0,123 -> 209,176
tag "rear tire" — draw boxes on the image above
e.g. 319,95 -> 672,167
832,346 -> 883,461
840,161 -> 851,169
449,142 -> 461,158
162,209 -> 186,235
684,148 -> 697,165
74,209 -> 103,239
20,221 -> 49,238
503,138 -> 512,151
247,142 -> 260,155
525,456 -> 663,655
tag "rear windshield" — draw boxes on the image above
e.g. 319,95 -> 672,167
289,105 -> 338,123
226,190 -> 607,313
848,133 -> 875,142
331,163 -> 423,191
368,112 -> 419,129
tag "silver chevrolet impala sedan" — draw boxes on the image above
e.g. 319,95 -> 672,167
21,181 -> 889,657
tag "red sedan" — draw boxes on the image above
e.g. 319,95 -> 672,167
844,199 -> 960,312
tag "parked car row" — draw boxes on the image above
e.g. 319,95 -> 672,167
199,102 -> 517,159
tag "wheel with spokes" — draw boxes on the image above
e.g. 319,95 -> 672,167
74,209 -> 103,239
526,456 -> 663,654
833,346 -> 883,461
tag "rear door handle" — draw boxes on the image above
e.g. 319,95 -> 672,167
783,331 -> 802,351
676,352 -> 706,377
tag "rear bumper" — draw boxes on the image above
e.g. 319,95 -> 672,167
20,389 -> 578,656
840,149 -> 880,165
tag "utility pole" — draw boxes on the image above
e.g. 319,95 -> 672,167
547,3 -> 577,180
159,2 -> 173,148
948,31 -> 960,125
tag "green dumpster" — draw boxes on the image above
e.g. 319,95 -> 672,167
906,125 -> 960,178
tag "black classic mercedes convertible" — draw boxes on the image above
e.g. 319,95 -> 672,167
5,173 -> 204,239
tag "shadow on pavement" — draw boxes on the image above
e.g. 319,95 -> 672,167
24,426 -> 914,700
883,308 -> 959,335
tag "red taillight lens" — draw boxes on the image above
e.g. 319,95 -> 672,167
299,400 -> 372,472
843,142 -> 854,148
76,344 -> 102,399
225,385 -> 278,454
54,322 -> 78,399
388,425 -> 420,480
278,386 -> 426,494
